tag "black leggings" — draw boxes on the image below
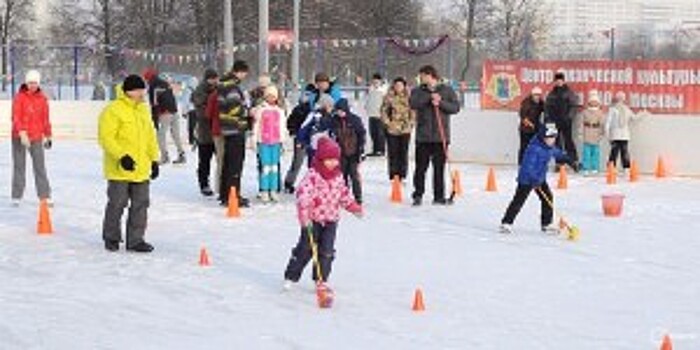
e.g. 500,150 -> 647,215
608,140 -> 630,169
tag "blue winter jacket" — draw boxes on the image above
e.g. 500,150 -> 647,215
306,82 -> 343,110
517,136 -> 567,186
297,109 -> 336,162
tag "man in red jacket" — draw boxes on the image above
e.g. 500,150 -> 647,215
11,70 -> 52,207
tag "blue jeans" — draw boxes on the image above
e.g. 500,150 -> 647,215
581,143 -> 601,172
258,143 -> 282,191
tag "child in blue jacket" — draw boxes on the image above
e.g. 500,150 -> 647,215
500,124 -> 569,234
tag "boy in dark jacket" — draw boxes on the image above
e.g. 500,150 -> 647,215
283,90 -> 314,193
500,124 -> 570,234
297,94 -> 337,164
190,68 -> 219,196
332,98 -> 367,204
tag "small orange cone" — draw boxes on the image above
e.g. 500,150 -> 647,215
486,167 -> 498,192
452,170 -> 463,196
227,186 -> 240,218
557,165 -> 568,190
606,162 -> 617,185
655,156 -> 667,178
412,288 -> 426,312
37,199 -> 53,235
199,247 -> 211,266
629,160 -> 640,182
390,176 -> 403,203
660,334 -> 673,350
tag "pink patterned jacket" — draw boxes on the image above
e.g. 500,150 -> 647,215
296,169 -> 361,226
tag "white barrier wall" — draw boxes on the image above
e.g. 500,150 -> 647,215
0,101 -> 108,140
449,110 -> 700,176
1,100 -> 699,176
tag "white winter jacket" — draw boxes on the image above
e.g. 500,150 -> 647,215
605,102 -> 641,141
365,84 -> 388,117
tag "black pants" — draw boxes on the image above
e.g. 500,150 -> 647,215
341,156 -> 362,203
197,142 -> 216,190
187,111 -> 197,145
369,117 -> 386,154
284,138 -> 306,188
284,222 -> 338,282
518,131 -> 536,165
412,142 -> 447,201
387,133 -> 410,180
102,180 -> 150,248
556,121 -> 578,166
219,134 -> 246,203
501,182 -> 553,227
609,140 -> 631,169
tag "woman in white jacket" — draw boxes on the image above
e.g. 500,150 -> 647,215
605,92 -> 645,171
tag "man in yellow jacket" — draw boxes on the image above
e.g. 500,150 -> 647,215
98,75 -> 160,252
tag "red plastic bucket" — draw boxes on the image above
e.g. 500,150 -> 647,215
601,194 -> 625,217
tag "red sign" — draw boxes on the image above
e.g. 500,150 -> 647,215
268,30 -> 294,46
481,60 -> 700,115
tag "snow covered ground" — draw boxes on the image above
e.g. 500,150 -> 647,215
1,140 -> 699,350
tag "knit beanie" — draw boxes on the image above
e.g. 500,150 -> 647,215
122,75 -> 146,92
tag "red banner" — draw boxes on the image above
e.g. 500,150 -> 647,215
481,60 -> 700,115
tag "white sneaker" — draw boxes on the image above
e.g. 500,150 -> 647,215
10,198 -> 21,207
260,192 -> 271,203
499,224 -> 513,234
541,224 -> 560,235
269,192 -> 279,203
282,280 -> 295,291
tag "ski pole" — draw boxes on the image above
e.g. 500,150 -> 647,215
535,187 -> 580,240
306,224 -> 324,284
433,103 -> 457,202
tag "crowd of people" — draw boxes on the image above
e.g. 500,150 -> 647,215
9,63 -> 648,285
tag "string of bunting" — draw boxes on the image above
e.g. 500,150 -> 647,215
112,36 -> 451,65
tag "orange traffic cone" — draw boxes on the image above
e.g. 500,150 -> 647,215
486,167 -> 497,192
37,199 -> 53,235
660,334 -> 673,350
557,165 -> 568,190
629,160 -> 640,182
199,247 -> 211,266
655,156 -> 667,178
606,162 -> 617,185
452,170 -> 463,196
412,288 -> 426,312
390,176 -> 403,203
227,186 -> 240,218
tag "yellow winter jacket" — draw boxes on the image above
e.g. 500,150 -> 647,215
98,87 -> 159,182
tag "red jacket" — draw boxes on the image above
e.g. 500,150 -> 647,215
12,85 -> 51,141
205,91 -> 222,136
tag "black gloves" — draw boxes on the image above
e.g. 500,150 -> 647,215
150,162 -> 159,180
43,138 -> 52,150
120,155 -> 136,171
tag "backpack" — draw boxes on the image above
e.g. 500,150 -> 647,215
338,118 -> 358,157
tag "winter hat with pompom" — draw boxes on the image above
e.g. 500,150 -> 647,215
313,137 -> 342,179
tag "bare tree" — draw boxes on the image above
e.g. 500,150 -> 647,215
0,0 -> 34,91
479,0 -> 547,60
444,0 -> 480,80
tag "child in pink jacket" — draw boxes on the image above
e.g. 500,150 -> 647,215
253,85 -> 286,202
284,137 -> 363,288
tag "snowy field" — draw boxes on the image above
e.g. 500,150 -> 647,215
1,140 -> 699,350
